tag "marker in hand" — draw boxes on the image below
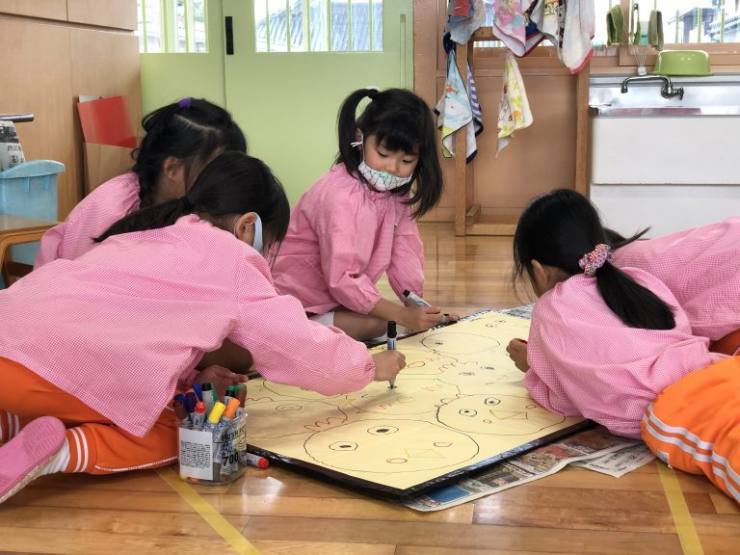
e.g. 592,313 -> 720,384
403,290 -> 450,324
387,320 -> 397,389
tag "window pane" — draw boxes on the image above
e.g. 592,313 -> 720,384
290,0 -> 306,52
331,0 -> 349,51
372,0 -> 382,51
255,1 -> 269,52
351,0 -> 370,51
174,0 -> 187,52
192,0 -> 207,52
309,0 -> 328,51
268,0 -> 288,52
145,0 -> 163,53
137,0 -> 146,52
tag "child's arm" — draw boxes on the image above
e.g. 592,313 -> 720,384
368,298 -> 442,332
232,263 -> 402,395
387,209 -> 425,300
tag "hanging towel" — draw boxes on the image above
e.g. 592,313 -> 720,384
649,10 -> 664,51
447,0 -> 486,45
490,1 -> 533,56
435,36 -> 480,161
561,0 -> 594,73
523,1 -> 546,56
436,47 -> 473,159
529,0 -> 564,49
607,4 -> 624,46
497,52 -> 533,155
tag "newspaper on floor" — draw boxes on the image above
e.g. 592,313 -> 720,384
572,443 -> 655,478
404,427 -> 653,512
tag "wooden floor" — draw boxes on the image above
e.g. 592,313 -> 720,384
1,223 -> 738,554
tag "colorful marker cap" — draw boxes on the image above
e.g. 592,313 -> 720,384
207,401 -> 226,424
195,401 -> 206,414
223,397 -> 240,420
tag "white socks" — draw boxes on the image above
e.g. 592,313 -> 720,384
41,439 -> 71,475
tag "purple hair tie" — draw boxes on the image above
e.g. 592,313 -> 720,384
178,97 -> 192,108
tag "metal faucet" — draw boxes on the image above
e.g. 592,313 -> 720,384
621,75 -> 684,100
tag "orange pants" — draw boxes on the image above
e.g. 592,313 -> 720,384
710,328 -> 740,356
641,356 -> 740,504
0,357 -> 177,475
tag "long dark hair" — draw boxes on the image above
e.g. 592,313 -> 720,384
513,189 -> 675,330
336,88 -> 443,217
96,152 -> 289,247
133,98 -> 247,207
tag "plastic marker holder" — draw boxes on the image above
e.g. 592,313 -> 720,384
178,399 -> 249,484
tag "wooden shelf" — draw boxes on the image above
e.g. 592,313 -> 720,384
465,215 -> 519,237
449,30 -> 591,237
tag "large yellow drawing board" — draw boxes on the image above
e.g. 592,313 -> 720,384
245,311 -> 586,497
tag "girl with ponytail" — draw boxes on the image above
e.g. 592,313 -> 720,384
272,88 -> 452,341
506,189 -> 724,439
0,152 -> 405,504
35,97 -> 247,267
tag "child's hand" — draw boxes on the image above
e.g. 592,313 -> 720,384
401,306 -> 443,332
372,351 -> 406,381
506,339 -> 530,372
195,365 -> 246,398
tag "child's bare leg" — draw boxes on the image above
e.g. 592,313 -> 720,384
333,310 -> 387,341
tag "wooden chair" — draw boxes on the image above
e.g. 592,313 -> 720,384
0,214 -> 55,286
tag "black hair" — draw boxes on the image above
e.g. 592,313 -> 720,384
336,88 -> 443,217
96,151 -> 289,248
603,226 -> 650,249
513,189 -> 675,330
132,98 -> 247,207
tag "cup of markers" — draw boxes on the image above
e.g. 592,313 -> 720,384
174,383 -> 269,484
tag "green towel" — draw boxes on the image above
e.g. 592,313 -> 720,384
631,3 -> 641,45
607,5 -> 624,46
649,10 -> 664,51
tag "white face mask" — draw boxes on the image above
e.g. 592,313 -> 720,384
234,213 -> 263,254
357,161 -> 414,192
351,131 -> 415,192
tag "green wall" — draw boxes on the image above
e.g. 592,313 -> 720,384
140,0 -> 413,204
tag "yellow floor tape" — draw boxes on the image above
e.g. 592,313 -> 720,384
157,467 -> 260,555
657,462 -> 704,555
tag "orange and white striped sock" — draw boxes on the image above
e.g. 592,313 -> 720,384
64,427 -> 92,473
0,411 -> 22,444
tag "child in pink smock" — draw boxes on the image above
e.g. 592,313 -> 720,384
35,97 -> 246,268
0,152 -> 405,505
272,88 -> 452,340
610,218 -> 740,354
506,189 -> 723,438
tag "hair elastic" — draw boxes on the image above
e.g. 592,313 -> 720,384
578,243 -> 612,276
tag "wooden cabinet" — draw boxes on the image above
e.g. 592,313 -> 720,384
0,0 -> 67,21
0,2 -> 140,218
67,0 -> 137,31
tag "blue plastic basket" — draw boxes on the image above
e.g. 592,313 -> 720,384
0,160 -> 64,268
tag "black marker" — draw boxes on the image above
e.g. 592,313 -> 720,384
387,320 -> 397,389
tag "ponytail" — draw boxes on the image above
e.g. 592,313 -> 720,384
335,87 -> 443,218
595,263 -> 675,329
514,189 -> 675,331
603,226 -> 650,250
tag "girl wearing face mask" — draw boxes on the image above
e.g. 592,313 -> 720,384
271,88 -> 449,340
0,152 -> 405,505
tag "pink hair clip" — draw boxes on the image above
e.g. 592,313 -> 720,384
578,243 -> 612,276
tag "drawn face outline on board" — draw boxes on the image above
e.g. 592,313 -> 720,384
342,379 -> 460,416
436,394 -> 566,436
246,398 -> 348,440
304,419 -> 480,473
421,331 -> 501,356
